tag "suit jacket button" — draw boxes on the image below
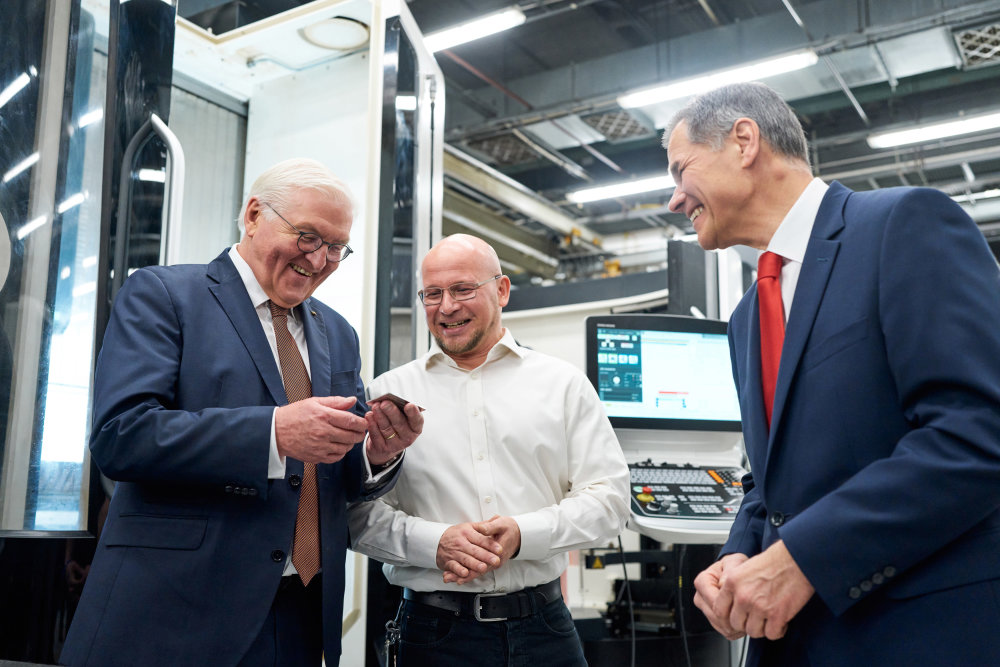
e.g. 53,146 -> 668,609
249,488 -> 258,497
769,512 -> 785,527
271,550 -> 285,563
289,474 -> 302,489
860,580 -> 872,592
225,485 -> 234,494
883,566 -> 896,578
848,586 -> 862,599
872,572 -> 885,585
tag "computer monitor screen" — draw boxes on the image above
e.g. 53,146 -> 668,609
586,314 -> 741,432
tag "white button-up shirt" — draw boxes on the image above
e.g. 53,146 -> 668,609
349,329 -> 631,593
764,177 -> 828,321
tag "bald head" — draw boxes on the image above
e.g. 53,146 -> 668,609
422,234 -> 502,278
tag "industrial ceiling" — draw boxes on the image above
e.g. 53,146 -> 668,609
179,0 -> 1000,280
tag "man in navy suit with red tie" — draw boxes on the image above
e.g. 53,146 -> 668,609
62,158 -> 423,666
663,82 -> 1000,665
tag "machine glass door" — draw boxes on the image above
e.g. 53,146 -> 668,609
0,0 -> 109,533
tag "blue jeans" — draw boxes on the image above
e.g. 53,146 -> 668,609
397,596 -> 587,667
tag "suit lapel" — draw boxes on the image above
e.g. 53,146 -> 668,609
768,183 -> 849,447
300,298 -> 331,395
740,292 -> 771,460
206,252 -> 287,406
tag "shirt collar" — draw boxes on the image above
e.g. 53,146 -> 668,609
766,177 -> 828,264
422,327 -> 525,370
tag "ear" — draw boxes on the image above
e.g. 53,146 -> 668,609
496,275 -> 511,308
732,118 -> 761,168
244,196 -> 263,238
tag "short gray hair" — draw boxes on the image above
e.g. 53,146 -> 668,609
237,158 -> 355,234
662,82 -> 809,166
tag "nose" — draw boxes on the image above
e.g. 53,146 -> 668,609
303,246 -> 328,271
667,186 -> 685,214
437,290 -> 461,313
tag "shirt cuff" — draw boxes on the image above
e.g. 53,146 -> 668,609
267,408 -> 286,479
362,434 -> 403,483
509,511 -> 552,561
408,520 -> 450,570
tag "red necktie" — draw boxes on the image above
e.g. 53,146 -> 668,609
269,301 -> 321,586
757,252 -> 785,428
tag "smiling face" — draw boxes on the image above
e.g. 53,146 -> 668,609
421,236 -> 510,369
239,188 -> 353,308
666,120 -> 750,251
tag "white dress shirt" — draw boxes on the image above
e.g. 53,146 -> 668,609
349,328 -> 631,593
764,177 -> 829,321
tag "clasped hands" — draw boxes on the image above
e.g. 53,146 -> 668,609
436,516 -> 521,584
692,540 -> 814,641
274,396 -> 423,465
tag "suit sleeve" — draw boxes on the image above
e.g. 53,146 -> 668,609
90,269 -> 274,492
780,189 -> 1000,615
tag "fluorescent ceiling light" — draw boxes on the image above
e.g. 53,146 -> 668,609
867,111 -> 1000,149
567,174 -> 675,204
17,214 -> 48,240
395,95 -> 416,111
424,7 -> 526,52
57,192 -> 85,214
78,108 -> 103,129
617,49 -> 818,109
138,168 -> 166,183
3,152 -> 39,183
952,188 -> 1000,204
0,72 -> 31,111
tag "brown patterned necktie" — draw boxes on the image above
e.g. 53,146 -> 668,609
268,300 -> 320,586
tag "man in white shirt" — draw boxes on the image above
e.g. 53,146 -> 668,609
349,234 -> 630,666
664,82 -> 1000,666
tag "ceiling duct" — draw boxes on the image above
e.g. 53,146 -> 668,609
954,21 -> 1000,68
465,133 -> 540,167
578,109 -> 655,143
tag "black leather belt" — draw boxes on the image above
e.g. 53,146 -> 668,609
403,579 -> 562,622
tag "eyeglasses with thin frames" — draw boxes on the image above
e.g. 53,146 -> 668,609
418,275 -> 503,306
262,201 -> 353,263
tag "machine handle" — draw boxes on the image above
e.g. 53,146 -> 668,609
149,113 -> 185,266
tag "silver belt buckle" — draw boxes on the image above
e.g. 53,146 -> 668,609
473,591 -> 507,622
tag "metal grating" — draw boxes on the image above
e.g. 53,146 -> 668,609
579,109 -> 653,143
465,133 -> 540,166
955,22 -> 1000,68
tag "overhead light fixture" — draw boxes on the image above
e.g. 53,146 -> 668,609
301,16 -> 369,51
3,152 -> 39,183
952,188 -> 1000,204
138,168 -> 166,183
77,108 -> 104,129
16,214 -> 48,240
867,111 -> 1000,148
395,95 -> 416,111
617,49 -> 818,109
567,174 -> 675,204
0,72 -> 31,111
57,192 -> 85,214
424,7 -> 526,53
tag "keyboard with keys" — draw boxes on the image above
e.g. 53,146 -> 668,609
629,460 -> 746,520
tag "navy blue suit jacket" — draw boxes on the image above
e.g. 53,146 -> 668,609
725,183 -> 1000,665
62,251 -> 387,667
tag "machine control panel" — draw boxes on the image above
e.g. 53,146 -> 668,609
629,460 -> 745,520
